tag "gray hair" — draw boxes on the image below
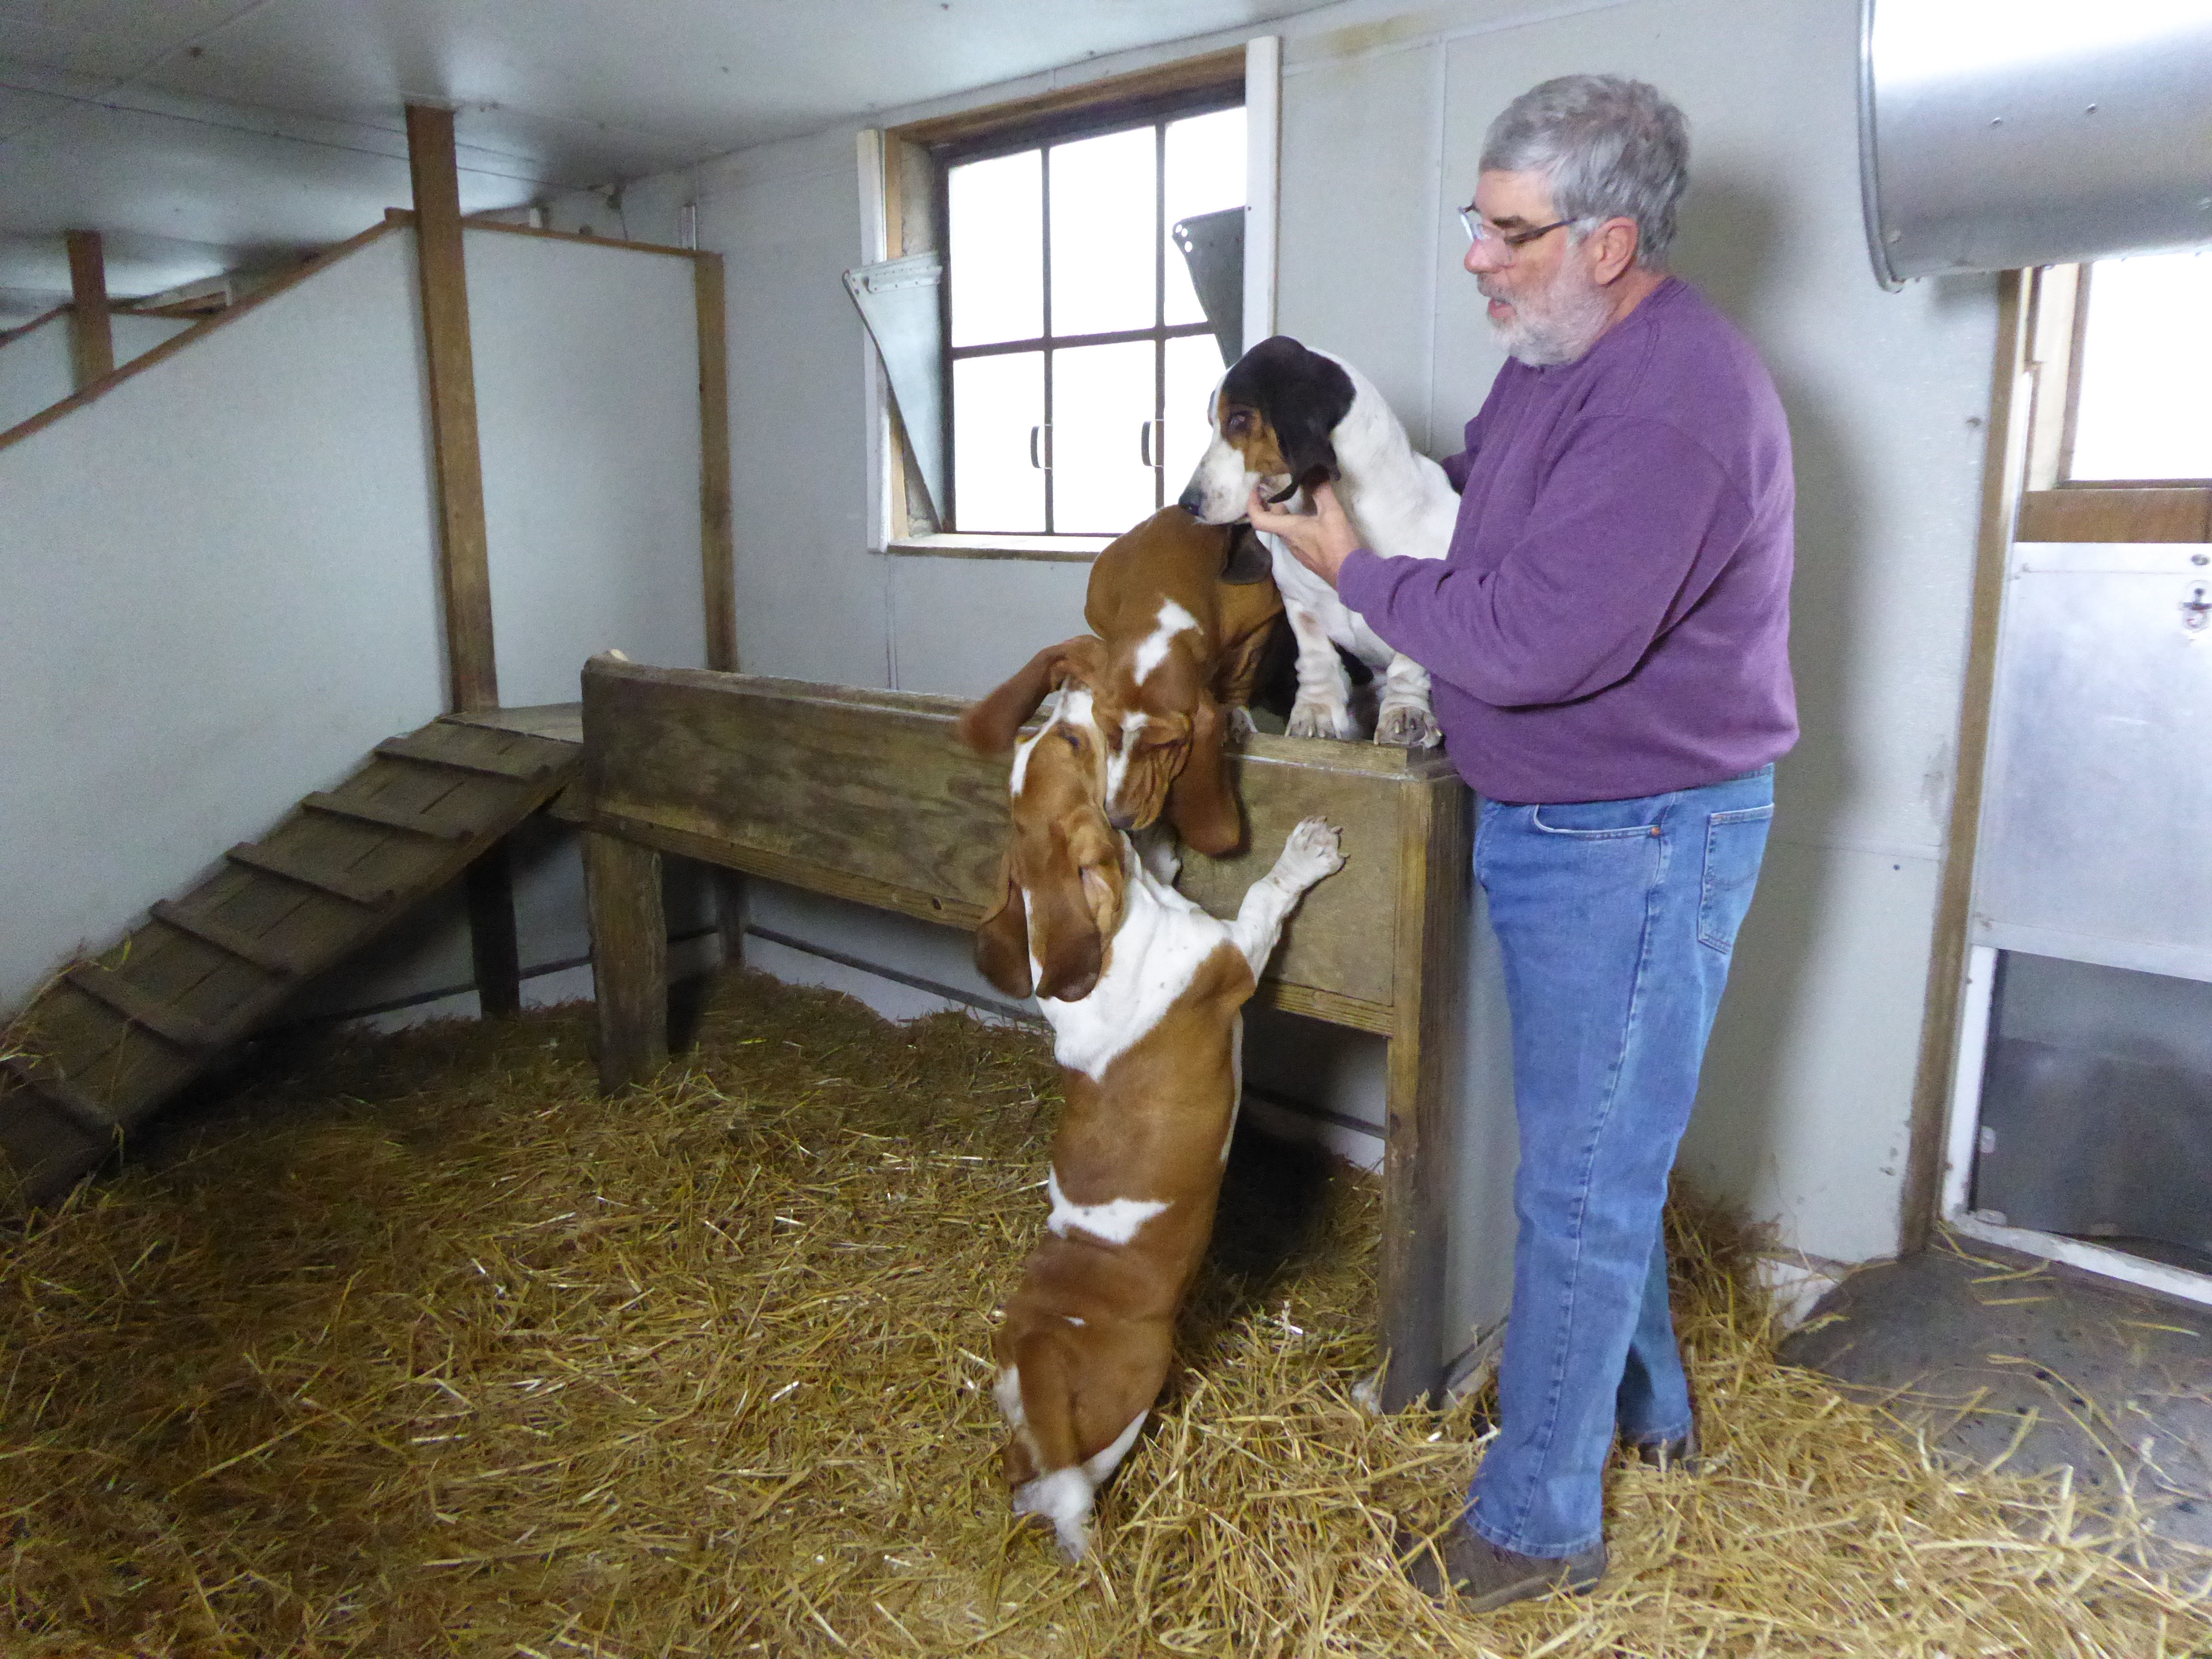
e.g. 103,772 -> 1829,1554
1480,75 -> 1689,265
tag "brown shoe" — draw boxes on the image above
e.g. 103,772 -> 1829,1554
1627,1422 -> 1702,1474
1396,1521 -> 1607,1612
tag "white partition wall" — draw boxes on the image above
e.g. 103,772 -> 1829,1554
0,229 -> 447,1015
466,228 -> 709,705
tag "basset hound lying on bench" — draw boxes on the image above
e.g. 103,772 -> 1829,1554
974,681 -> 1343,1560
1178,334 -> 1458,749
957,506 -> 1283,857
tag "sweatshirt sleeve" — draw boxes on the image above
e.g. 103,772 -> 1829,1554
1337,414 -> 1746,709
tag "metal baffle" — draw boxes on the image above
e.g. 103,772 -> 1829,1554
1172,207 -> 1246,368
844,251 -> 946,525
1859,0 -> 2212,286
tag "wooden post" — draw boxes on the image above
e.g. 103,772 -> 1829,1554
694,252 -> 736,672
585,830 -> 668,1090
404,103 -> 498,715
465,840 -> 523,1017
1377,777 -> 1471,1410
65,231 -> 114,389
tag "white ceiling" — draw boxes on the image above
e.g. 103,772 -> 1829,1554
0,0 -> 1334,319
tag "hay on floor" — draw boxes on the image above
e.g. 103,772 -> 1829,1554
0,970 -> 2203,1657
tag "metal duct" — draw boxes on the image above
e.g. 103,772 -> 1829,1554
1859,0 -> 2212,287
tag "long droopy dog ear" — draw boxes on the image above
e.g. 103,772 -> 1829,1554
1162,696 -> 1243,858
973,849 -> 1034,998
957,637 -> 1104,753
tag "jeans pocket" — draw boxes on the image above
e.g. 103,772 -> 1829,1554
1529,799 -> 1666,840
1698,805 -> 1774,952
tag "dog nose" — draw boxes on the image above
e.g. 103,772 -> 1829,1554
1107,809 -> 1136,831
1175,486 -> 1204,515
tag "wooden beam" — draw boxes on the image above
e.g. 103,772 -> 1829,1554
405,103 -> 498,714
1900,268 -> 2034,1255
2017,486 -> 2212,544
694,252 -> 737,671
585,830 -> 668,1090
1377,780 -> 1469,1411
64,230 -> 114,389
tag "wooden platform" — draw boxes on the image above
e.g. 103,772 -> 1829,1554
574,656 -> 1471,1408
0,710 -> 582,1204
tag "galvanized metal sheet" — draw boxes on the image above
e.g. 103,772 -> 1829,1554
1860,0 -> 2212,285
1975,541 -> 2212,982
1172,206 -> 1245,367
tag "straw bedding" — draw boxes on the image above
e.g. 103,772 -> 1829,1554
0,970 -> 2205,1656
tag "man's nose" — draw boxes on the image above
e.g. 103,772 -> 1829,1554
1464,239 -> 1503,276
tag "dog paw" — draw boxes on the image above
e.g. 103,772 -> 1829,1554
1286,698 -> 1360,742
1277,817 -> 1345,883
1374,700 -> 1443,749
1225,705 -> 1259,742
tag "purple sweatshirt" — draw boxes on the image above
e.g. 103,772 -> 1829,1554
1336,277 -> 1797,804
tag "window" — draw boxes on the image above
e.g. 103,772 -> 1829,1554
2066,248 -> 2212,484
943,103 -> 1246,535
2016,251 -> 2212,543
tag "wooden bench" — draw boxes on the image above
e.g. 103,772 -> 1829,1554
575,654 -> 1469,1407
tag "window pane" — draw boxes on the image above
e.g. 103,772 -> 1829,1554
949,150 -> 1041,348
1051,340 -> 1157,534
2070,249 -> 2212,482
1163,333 -> 1227,501
1049,126 -> 1156,338
953,352 -> 1045,532
1163,108 -> 1247,327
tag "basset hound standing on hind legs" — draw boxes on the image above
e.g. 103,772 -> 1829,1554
970,681 -> 1344,1560
1178,335 -> 1460,748
958,505 -> 1284,856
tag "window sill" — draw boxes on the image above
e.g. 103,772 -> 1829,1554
881,533 -> 1111,563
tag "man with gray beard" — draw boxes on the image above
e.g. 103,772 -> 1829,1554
1251,74 -> 1796,1610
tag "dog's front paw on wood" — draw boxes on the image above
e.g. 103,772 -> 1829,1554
1275,817 -> 1346,889
1374,698 -> 1443,749
1285,696 -> 1360,741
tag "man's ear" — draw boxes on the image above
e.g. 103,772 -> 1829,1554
973,852 -> 1034,998
957,636 -> 1101,753
1163,697 -> 1243,858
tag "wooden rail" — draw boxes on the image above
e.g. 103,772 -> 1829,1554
576,654 -> 1469,1408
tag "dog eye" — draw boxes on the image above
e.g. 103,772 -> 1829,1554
1225,412 -> 1251,435
1058,727 -> 1083,750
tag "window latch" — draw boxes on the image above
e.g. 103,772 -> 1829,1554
1028,424 -> 1053,471
1139,419 -> 1165,469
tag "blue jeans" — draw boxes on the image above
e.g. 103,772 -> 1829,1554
1465,766 -> 1774,1558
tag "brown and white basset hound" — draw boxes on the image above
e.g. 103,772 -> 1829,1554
974,681 -> 1343,1559
956,506 -> 1284,857
1177,335 -> 1458,749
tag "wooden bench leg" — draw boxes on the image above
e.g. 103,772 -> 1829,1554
1378,780 -> 1472,1411
585,830 -> 667,1092
465,838 -> 522,1017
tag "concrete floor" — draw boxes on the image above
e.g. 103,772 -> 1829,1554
1778,1234 -> 2212,1571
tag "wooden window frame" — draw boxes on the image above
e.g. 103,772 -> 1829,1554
2017,260 -> 2212,543
864,43 -> 1271,560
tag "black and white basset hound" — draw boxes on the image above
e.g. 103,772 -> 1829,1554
1177,335 -> 1458,748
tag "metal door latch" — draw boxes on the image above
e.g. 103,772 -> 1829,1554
2185,584 -> 2212,631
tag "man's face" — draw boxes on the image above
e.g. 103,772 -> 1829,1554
1463,168 -> 1613,366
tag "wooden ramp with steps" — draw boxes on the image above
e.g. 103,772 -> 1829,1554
0,708 -> 581,1204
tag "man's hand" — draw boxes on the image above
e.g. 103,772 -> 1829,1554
1248,480 -> 1361,589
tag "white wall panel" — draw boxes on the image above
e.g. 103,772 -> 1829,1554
466,228 -> 707,706
699,130 -> 891,689
0,231 -> 445,1014
886,555 -> 1094,697
0,314 -> 75,433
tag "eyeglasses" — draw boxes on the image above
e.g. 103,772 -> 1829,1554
1458,206 -> 1575,253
